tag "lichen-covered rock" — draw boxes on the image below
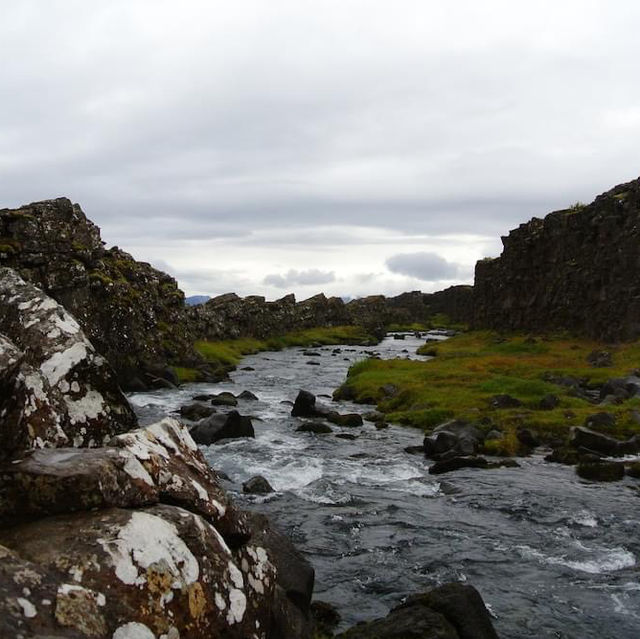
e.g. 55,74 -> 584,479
0,505 -> 277,639
0,447 -> 157,524
0,198 -> 200,390
0,268 -> 136,459
108,418 -> 250,546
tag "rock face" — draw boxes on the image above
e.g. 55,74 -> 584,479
0,268 -> 136,460
0,198 -> 199,389
473,177 -> 640,340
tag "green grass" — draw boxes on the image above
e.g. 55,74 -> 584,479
172,366 -> 201,383
194,325 -> 377,373
336,331 -> 640,451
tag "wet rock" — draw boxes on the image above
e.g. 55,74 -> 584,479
539,394 -> 560,410
335,433 -> 357,440
189,411 -> 255,445
179,402 -> 217,421
363,410 -> 385,423
576,461 -> 625,482
238,390 -> 259,401
0,447 -> 157,524
404,445 -> 425,455
311,600 -> 341,637
306,360 -> 321,366
489,394 -> 522,409
570,426 -> 640,456
291,390 -> 318,417
243,475 -> 274,494
296,421 -> 333,434
429,456 -> 490,475
584,412 -> 616,429
424,420 -> 484,458
0,504 -> 277,639
393,333 -> 406,340
516,428 -> 540,448
338,583 -> 497,638
544,447 -> 580,465
192,393 -> 215,401
211,392 -> 238,407
0,268 -> 136,460
241,366 -> 255,371
485,429 -> 503,440
325,412 -> 363,428
587,350 -> 612,367
626,462 -> 640,478
302,351 -> 321,357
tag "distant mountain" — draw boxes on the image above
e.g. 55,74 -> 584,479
185,295 -> 211,306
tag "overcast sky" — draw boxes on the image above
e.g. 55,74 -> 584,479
2,1 -> 639,299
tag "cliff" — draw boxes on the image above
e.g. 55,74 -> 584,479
472,177 -> 640,340
0,198 -> 200,389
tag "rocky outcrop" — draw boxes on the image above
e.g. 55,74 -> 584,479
0,268 -> 136,460
472,177 -> 640,340
0,198 -> 199,389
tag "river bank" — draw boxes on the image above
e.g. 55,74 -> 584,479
129,333 -> 640,638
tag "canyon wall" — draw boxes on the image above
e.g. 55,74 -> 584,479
472,177 -> 640,341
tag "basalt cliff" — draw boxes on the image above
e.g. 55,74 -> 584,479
473,176 -> 640,340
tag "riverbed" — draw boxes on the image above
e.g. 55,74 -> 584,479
129,333 -> 640,638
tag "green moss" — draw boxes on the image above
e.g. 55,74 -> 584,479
172,366 -> 201,383
88,270 -> 114,286
336,331 -> 640,441
195,326 -> 377,371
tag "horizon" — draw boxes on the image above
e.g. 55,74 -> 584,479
3,2 -> 640,298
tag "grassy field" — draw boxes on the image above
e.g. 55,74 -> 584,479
173,325 -> 377,383
334,331 -> 640,454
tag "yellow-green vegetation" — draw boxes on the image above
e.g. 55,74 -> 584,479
387,314 -> 468,333
195,325 -> 377,371
172,366 -> 200,383
336,331 -> 640,454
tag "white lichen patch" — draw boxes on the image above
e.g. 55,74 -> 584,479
227,588 -> 247,625
147,418 -> 198,454
40,342 -> 89,386
119,451 -> 154,486
16,597 -> 37,618
215,592 -> 226,610
99,511 -> 199,588
112,622 -> 156,639
64,389 -> 107,425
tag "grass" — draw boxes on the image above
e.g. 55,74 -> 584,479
194,325 -> 377,376
335,331 -> 640,452
172,366 -> 200,383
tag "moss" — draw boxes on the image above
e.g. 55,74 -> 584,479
88,271 -> 114,286
336,331 -> 640,439
172,366 -> 201,383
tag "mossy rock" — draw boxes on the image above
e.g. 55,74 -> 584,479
576,461 -> 625,482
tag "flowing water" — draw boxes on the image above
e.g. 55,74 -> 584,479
129,333 -> 640,638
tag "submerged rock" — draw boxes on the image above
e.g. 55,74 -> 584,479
243,475 -> 275,494
296,421 -> 333,434
428,456 -> 489,475
211,392 -> 238,407
179,402 -> 217,421
576,461 -> 625,482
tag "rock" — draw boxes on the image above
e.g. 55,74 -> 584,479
0,268 -> 136,460
243,475 -> 274,494
325,412 -> 363,427
302,351 -> 321,357
570,426 -> 640,456
404,445 -> 425,455
192,393 -> 215,401
393,333 -> 405,340
489,394 -> 522,408
0,504 -> 277,639
238,390 -> 259,401
587,350 -> 613,367
363,410 -> 385,422
424,420 -> 484,458
241,366 -> 255,371
626,462 -> 640,478
544,447 -> 579,465
428,456 -> 490,475
576,461 -> 625,482
338,583 -> 497,639
211,392 -> 238,407
516,428 -> 540,448
0,199 -> 199,390
335,433 -> 357,440
291,390 -> 318,417
189,411 -> 255,445
311,600 -> 341,637
584,412 -> 616,429
296,422 -> 333,434
539,394 -> 560,410
179,402 -> 217,421
306,360 -> 321,366
485,429 -> 503,440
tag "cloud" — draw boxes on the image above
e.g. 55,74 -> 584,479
263,269 -> 336,288
386,252 -> 459,281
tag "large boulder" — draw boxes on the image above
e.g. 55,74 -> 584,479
0,268 -> 136,460
0,504 -> 278,639
189,411 -> 255,445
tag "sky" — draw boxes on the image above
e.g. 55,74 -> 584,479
2,1 -> 640,299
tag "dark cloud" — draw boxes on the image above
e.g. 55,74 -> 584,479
386,252 -> 459,281
263,269 -> 336,288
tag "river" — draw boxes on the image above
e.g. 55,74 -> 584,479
128,333 -> 640,638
